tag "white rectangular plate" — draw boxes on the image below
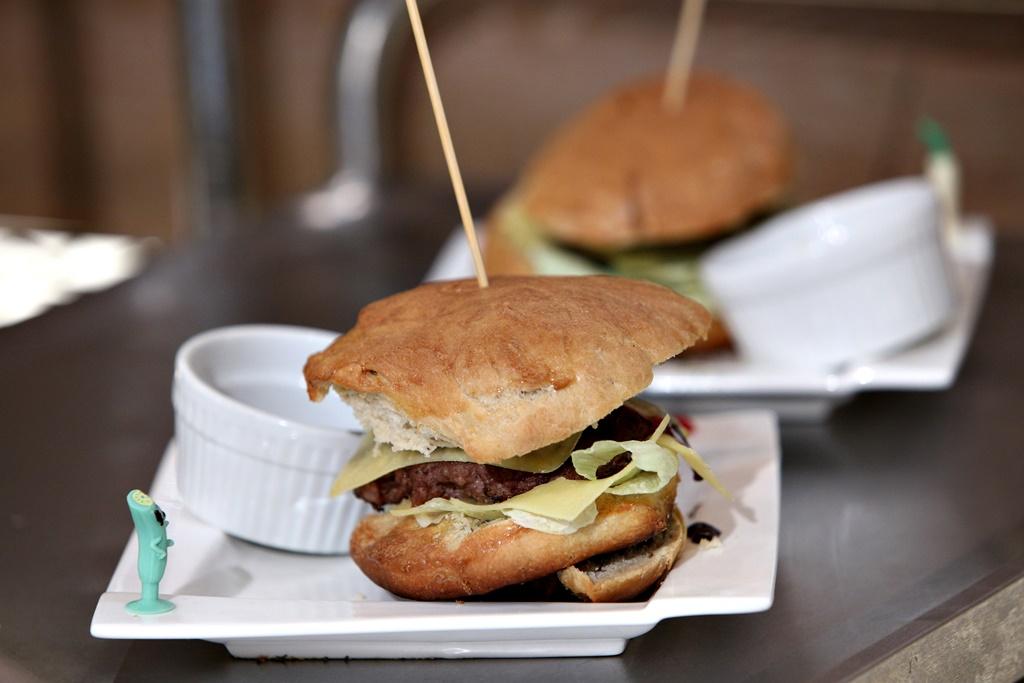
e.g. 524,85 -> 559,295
427,219 -> 994,421
91,411 -> 780,659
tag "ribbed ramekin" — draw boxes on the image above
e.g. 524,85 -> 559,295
700,178 -> 957,370
172,325 -> 370,554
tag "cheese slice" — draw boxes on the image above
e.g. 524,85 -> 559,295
390,435 -> 729,523
329,412 -> 729,531
330,432 -> 580,496
657,435 -> 732,500
390,462 -> 640,522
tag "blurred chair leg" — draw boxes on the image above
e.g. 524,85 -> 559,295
180,0 -> 242,237
292,0 -> 444,230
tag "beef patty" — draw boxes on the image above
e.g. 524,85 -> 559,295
355,400 -> 683,509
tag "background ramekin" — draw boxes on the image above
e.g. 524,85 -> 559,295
700,177 -> 957,369
172,325 -> 370,554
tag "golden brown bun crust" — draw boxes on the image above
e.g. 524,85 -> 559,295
518,73 -> 793,250
304,276 -> 710,463
349,480 -> 678,600
557,506 -> 685,602
483,231 -> 731,353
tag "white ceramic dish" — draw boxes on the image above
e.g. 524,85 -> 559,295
173,325 -> 371,554
91,410 -> 780,659
426,218 -> 993,422
701,178 -> 956,369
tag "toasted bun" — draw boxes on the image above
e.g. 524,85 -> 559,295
304,276 -> 710,462
517,73 -> 792,250
557,506 -> 685,602
482,227 -> 730,353
349,479 -> 678,600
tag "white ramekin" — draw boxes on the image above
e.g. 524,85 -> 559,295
700,177 -> 957,369
172,325 -> 370,554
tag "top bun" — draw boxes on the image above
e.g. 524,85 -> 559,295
304,276 -> 709,463
517,73 -> 793,250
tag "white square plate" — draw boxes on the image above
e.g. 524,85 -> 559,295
91,411 -> 780,659
427,220 -> 994,421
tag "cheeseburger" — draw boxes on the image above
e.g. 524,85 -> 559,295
304,275 -> 727,601
484,73 -> 793,351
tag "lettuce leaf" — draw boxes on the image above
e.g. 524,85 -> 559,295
411,503 -> 599,535
391,417 -> 692,527
330,431 -> 580,496
336,400 -> 730,535
504,503 -> 599,535
497,201 -> 717,309
609,250 -> 715,311
607,441 -> 681,496
570,438 -> 680,497
568,440 -> 629,480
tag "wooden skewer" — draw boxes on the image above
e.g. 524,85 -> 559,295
405,0 -> 489,288
663,0 -> 706,111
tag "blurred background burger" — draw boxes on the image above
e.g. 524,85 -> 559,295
484,72 -> 793,351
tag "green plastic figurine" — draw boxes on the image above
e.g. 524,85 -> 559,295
916,117 -> 961,245
916,117 -> 952,155
125,489 -> 175,615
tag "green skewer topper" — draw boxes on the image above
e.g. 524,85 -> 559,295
125,489 -> 175,615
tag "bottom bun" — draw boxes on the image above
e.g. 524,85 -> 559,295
349,478 -> 678,600
557,506 -> 686,602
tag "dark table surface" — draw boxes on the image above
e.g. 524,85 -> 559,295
2,187 -> 1023,682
